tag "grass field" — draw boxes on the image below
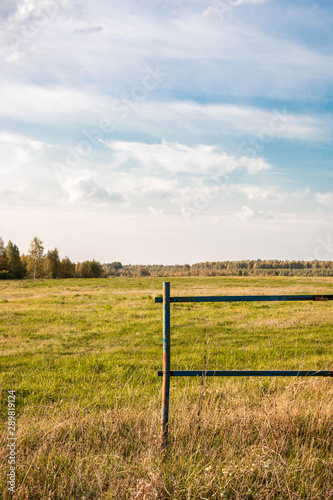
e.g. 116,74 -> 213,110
1,276 -> 333,499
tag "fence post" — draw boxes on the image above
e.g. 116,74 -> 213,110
161,282 -> 171,450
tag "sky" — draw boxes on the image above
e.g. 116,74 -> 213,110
0,0 -> 332,264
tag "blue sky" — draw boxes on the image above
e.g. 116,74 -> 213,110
0,0 -> 332,264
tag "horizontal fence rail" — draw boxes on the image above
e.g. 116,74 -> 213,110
158,370 -> 333,377
156,283 -> 333,449
155,294 -> 333,303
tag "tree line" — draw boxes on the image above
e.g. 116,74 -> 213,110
1,237 -> 333,279
0,237 -> 103,279
104,260 -> 333,277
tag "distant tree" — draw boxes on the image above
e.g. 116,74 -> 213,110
111,261 -> 122,271
6,241 -> 26,278
77,261 -> 89,278
89,260 -> 104,278
105,261 -> 123,276
0,237 -> 9,271
59,257 -> 76,278
27,237 -> 45,279
20,254 -> 28,273
77,260 -> 103,278
138,266 -> 150,277
45,248 -> 60,278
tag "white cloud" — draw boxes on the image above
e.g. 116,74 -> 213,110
73,25 -> 103,35
237,205 -> 268,220
118,101 -> 327,143
149,205 -> 163,216
315,192 -> 333,209
61,175 -> 123,205
3,182 -> 27,200
0,0 -> 72,37
0,131 -> 45,171
203,0 -> 267,19
233,0 -> 267,5
0,84 -> 106,124
93,172 -> 179,202
107,140 -> 272,174
0,83 -> 325,142
0,131 -> 316,222
2,1 -> 333,106
236,185 -> 278,200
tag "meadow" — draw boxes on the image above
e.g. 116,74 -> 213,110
1,276 -> 333,499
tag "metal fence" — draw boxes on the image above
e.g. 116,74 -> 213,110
155,282 -> 333,449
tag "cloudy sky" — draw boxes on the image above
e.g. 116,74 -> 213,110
0,0 -> 332,264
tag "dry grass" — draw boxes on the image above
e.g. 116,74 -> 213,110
1,277 -> 333,498
1,379 -> 333,499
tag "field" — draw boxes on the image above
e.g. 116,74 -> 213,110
1,276 -> 333,499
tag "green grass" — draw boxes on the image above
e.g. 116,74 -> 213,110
1,277 -> 333,499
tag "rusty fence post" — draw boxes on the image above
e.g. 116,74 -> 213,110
161,281 -> 170,450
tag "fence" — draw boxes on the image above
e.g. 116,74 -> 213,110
155,282 -> 333,449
